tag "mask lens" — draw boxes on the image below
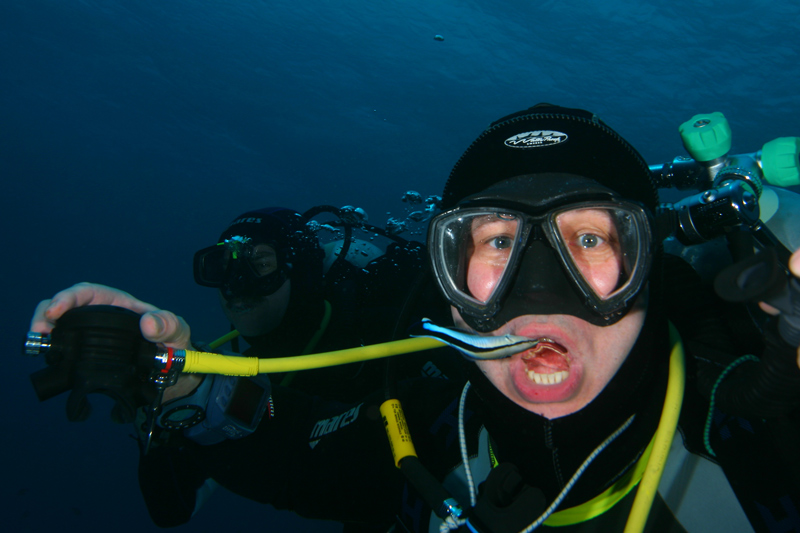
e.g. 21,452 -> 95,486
194,246 -> 228,286
193,238 -> 281,289
465,213 -> 522,303
431,209 -> 525,314
552,206 -> 643,301
245,245 -> 279,277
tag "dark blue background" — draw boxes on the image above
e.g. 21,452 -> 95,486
3,1 -> 798,531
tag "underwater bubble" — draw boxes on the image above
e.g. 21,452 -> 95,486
401,191 -> 424,204
385,217 -> 408,236
407,211 -> 428,222
339,205 -> 368,224
434,35 -> 444,41
425,195 -> 443,209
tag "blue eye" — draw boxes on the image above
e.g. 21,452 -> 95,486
578,234 -> 603,248
490,236 -> 513,249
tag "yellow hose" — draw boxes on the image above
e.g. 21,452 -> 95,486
623,323 -> 685,533
181,337 -> 445,376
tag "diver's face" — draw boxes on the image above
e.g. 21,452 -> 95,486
219,278 -> 291,337
457,214 -> 645,419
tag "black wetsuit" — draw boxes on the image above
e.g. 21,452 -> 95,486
138,257 -> 800,532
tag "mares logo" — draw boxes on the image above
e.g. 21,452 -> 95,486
308,403 -> 362,448
230,217 -> 262,225
504,130 -> 568,148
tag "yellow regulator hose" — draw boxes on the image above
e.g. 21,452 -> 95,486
180,337 -> 445,376
623,322 -> 685,533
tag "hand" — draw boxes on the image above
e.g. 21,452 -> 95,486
790,249 -> 800,370
757,249 -> 800,369
790,248 -> 800,284
31,282 -> 192,350
30,282 -> 199,406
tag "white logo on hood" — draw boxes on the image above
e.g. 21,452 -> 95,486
504,130 -> 568,148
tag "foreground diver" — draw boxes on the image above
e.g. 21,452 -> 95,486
29,104 -> 800,532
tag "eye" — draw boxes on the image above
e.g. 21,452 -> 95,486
489,235 -> 513,249
249,253 -> 278,275
577,233 -> 604,248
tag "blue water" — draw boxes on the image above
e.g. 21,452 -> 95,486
3,1 -> 798,531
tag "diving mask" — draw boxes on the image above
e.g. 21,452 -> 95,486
428,178 -> 654,331
193,236 -> 290,299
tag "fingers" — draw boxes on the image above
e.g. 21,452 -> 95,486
791,250 -> 800,370
48,282 -> 159,318
31,282 -> 160,334
140,310 -> 192,350
30,299 -> 56,333
791,248 -> 800,279
759,301 -> 780,316
161,375 -> 204,403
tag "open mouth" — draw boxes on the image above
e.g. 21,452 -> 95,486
522,339 -> 570,385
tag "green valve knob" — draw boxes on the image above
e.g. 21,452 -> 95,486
761,137 -> 800,187
679,112 -> 732,162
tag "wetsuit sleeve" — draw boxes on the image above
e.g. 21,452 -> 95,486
138,439 -> 210,527
138,384 -> 405,528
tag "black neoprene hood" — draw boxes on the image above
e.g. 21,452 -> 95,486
430,104 -> 660,329
442,103 -> 658,211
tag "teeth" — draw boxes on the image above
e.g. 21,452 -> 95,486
527,370 -> 569,385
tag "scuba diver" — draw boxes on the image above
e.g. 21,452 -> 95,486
190,206 -> 381,401
27,104 -> 800,532
191,206 -> 458,401
27,205 -> 460,530
193,207 -> 325,346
